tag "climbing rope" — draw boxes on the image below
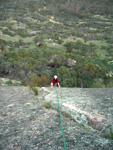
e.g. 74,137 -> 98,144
55,87 -> 67,150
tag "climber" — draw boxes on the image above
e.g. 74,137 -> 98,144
51,75 -> 60,88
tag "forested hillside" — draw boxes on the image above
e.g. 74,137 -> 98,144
0,0 -> 113,87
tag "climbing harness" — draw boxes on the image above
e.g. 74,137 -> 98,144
55,87 -> 67,150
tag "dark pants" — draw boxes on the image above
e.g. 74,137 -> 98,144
53,83 -> 58,87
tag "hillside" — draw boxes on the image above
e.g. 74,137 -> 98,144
0,86 -> 113,149
0,0 -> 113,88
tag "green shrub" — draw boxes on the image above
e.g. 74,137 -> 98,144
62,111 -> 72,119
44,102 -> 53,109
104,124 -> 113,140
31,87 -> 38,95
21,80 -> 27,86
57,38 -> 64,44
92,78 -> 105,88
5,80 -> 13,85
64,41 -> 74,53
33,75 -> 50,87
34,35 -> 44,44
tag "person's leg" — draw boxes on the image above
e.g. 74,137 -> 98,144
53,83 -> 58,87
55,83 -> 58,87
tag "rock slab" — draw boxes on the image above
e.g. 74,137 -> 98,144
44,88 -> 113,135
0,86 -> 113,150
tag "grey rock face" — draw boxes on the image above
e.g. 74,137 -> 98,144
44,88 -> 113,136
0,77 -> 21,85
0,86 -> 113,150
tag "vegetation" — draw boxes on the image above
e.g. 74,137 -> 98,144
5,80 -> 13,85
44,102 -> 53,109
62,111 -> 72,119
0,0 -> 113,88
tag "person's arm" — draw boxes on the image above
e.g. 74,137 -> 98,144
51,82 -> 53,88
51,78 -> 54,88
58,82 -> 60,87
57,78 -> 60,87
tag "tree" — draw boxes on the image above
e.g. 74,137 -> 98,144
18,39 -> 24,46
0,39 -> 6,51
84,62 -> 96,77
73,57 -> 86,87
106,77 -> 113,88
92,78 -> 105,88
34,35 -> 44,45
57,66 -> 71,87
70,70 -> 77,86
64,41 -> 74,53
87,42 -> 96,56
75,40 -> 84,50
0,43 -> 6,51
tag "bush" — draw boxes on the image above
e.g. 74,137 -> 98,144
28,75 -> 50,87
34,35 -> 44,44
104,124 -> 113,140
64,41 -> 74,53
92,78 -> 105,88
21,80 -> 27,86
62,111 -> 72,118
31,87 -> 38,95
36,75 -> 50,87
44,102 -> 53,109
5,80 -> 13,85
57,38 -> 64,44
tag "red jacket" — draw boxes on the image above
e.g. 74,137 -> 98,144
51,78 -> 59,83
